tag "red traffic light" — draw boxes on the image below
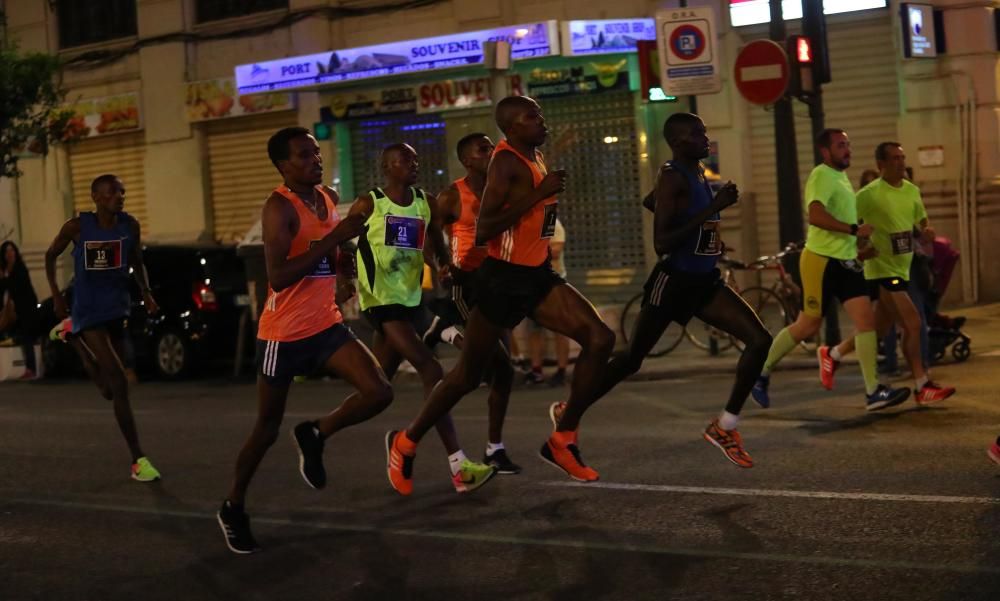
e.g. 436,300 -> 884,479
792,35 -> 813,64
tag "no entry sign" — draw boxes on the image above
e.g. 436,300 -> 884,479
733,40 -> 790,105
655,7 -> 721,96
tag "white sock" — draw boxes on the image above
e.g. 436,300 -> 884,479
916,375 -> 929,391
830,347 -> 843,361
448,450 -> 467,475
441,326 -> 460,345
719,410 -> 740,430
486,441 -> 505,456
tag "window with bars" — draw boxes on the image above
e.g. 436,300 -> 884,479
57,0 -> 137,49
348,114 -> 450,200
195,0 -> 289,23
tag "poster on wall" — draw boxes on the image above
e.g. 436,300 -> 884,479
185,77 -> 295,122
526,60 -> 629,98
562,19 -> 656,56
61,92 -> 141,139
235,21 -> 559,94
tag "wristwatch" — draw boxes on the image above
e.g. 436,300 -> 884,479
850,223 -> 859,236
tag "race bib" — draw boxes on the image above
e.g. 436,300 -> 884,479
307,240 -> 335,278
385,215 -> 425,250
694,219 -> 723,256
889,231 -> 913,255
541,203 -> 558,239
84,240 -> 123,270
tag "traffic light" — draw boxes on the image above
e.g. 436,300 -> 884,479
786,35 -> 816,97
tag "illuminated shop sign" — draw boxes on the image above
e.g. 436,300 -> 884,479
562,19 -> 655,56
729,0 -> 887,27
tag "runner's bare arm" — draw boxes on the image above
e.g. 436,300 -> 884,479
475,151 -> 566,245
653,169 -> 737,256
264,192 -> 366,292
45,218 -> 80,318
424,189 -> 455,271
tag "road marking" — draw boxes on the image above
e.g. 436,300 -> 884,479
541,480 -> 1000,505
8,497 -> 1000,575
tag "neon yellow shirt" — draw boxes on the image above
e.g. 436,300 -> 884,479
856,178 -> 927,281
803,164 -> 857,260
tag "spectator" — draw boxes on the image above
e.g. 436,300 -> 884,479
859,169 -> 879,189
525,218 -> 570,386
0,241 -> 40,378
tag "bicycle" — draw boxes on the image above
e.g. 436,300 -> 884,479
619,242 -> 810,358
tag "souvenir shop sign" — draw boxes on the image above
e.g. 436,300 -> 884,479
185,77 -> 295,122
562,19 -> 655,56
416,75 -> 523,113
62,92 -> 141,139
526,60 -> 629,98
236,21 -> 559,94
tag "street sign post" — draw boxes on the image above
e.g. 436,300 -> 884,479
733,39 -> 790,105
655,7 -> 721,97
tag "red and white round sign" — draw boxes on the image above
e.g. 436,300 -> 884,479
733,40 -> 789,105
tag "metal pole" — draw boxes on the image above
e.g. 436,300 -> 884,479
680,0 -> 698,114
769,0 -> 803,250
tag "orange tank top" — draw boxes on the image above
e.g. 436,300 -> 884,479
486,139 -> 558,267
257,185 -> 343,342
450,178 -> 488,271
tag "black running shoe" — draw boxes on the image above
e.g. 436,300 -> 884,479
484,448 -> 522,475
217,501 -> 260,554
865,384 -> 910,412
422,315 -> 450,348
292,421 -> 326,489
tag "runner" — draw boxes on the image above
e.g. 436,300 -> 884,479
752,129 -> 910,411
218,127 -> 393,554
816,142 -> 954,404
356,142 -> 496,494
44,174 -> 162,482
423,132 -> 521,474
556,112 -> 770,468
385,95 -> 616,492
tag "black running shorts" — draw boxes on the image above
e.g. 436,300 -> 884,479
641,262 -> 724,325
256,322 -> 357,386
474,257 -> 565,329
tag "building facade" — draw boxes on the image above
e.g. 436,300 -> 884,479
2,0 -> 997,306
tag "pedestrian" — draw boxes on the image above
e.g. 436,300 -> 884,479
752,129 -> 910,411
219,127 -> 391,554
44,175 -> 162,481
385,95 -> 615,489
0,240 -> 41,379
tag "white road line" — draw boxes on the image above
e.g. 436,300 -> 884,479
8,497 -> 1000,575
541,480 -> 1000,505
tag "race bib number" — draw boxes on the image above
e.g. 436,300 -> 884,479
889,231 -> 914,255
84,240 -> 123,270
694,220 -> 722,256
385,215 -> 425,250
307,240 -> 335,278
541,203 -> 558,239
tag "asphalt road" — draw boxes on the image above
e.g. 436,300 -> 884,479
2,354 -> 999,600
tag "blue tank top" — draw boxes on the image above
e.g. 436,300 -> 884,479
71,211 -> 134,332
664,161 -> 722,274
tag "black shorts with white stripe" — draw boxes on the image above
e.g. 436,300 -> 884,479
450,267 -> 479,323
641,262 -> 724,325
256,322 -> 357,386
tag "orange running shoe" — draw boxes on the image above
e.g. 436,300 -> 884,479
385,430 -> 415,496
702,419 -> 753,468
548,401 -> 567,430
539,431 -> 599,482
817,345 -> 839,391
915,382 -> 955,405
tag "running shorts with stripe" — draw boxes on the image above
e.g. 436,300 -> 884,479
256,322 -> 357,386
474,257 -> 565,328
641,262 -> 724,325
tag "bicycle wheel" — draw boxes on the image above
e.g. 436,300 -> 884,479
731,287 -> 789,352
686,317 -> 736,353
620,292 -> 684,358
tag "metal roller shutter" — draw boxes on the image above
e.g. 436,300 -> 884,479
205,111 -> 298,243
348,113 -> 449,200
540,89 -> 643,293
70,132 -> 147,223
747,13 -> 899,258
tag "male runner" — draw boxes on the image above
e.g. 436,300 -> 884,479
44,174 -> 161,482
354,142 -> 495,494
424,132 -> 521,474
752,129 -> 910,411
817,142 -> 954,404
218,127 -> 393,554
554,113 -> 771,467
385,95 -> 616,492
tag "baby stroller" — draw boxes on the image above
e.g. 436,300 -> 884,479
924,236 -> 971,363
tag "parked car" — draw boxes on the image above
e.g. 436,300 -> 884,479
39,243 -> 252,379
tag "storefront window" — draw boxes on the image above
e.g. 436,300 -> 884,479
57,0 -> 137,49
196,0 -> 288,23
